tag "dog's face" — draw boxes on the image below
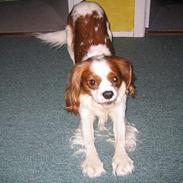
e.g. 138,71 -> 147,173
82,58 -> 122,105
65,56 -> 135,113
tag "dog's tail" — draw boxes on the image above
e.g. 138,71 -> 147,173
36,30 -> 66,47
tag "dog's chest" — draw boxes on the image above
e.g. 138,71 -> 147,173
80,94 -> 114,117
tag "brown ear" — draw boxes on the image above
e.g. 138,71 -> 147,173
65,61 -> 90,113
112,56 -> 135,96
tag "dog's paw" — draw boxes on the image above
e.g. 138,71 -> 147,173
81,155 -> 105,178
112,154 -> 134,176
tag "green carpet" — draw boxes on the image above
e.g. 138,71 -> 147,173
0,35 -> 183,183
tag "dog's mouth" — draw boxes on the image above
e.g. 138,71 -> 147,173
103,101 -> 114,105
98,99 -> 116,106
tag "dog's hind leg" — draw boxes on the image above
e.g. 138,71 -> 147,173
125,120 -> 138,152
66,25 -> 75,63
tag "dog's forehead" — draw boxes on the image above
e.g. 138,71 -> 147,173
90,59 -> 111,78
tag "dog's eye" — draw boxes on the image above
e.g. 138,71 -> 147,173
89,79 -> 96,86
112,76 -> 118,83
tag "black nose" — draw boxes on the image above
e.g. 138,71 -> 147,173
103,91 -> 114,99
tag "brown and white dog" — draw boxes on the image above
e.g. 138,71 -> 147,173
37,1 -> 138,178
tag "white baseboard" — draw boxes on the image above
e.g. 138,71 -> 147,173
112,31 -> 134,37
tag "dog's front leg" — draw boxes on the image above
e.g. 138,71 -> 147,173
80,110 -> 105,178
110,98 -> 134,176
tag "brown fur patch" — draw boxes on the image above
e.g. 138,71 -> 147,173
68,11 -> 114,63
65,60 -> 91,113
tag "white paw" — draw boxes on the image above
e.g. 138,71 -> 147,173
112,154 -> 134,176
81,155 -> 105,178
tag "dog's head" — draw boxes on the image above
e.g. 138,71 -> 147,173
65,56 -> 135,113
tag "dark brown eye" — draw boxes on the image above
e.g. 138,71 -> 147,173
89,79 -> 96,86
112,76 -> 118,83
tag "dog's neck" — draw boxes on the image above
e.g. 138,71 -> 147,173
81,44 -> 112,62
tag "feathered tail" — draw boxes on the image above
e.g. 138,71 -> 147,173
36,30 -> 67,47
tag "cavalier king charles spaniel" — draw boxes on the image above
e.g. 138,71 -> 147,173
37,1 -> 138,178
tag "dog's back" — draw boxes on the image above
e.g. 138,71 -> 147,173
67,1 -> 114,63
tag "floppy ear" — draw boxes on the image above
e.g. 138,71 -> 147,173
65,61 -> 89,113
112,56 -> 135,96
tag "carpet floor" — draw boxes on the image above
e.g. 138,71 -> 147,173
0,35 -> 183,183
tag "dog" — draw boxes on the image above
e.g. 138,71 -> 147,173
37,1 -> 138,178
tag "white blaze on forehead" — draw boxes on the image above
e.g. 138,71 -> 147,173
91,60 -> 111,79
71,2 -> 104,23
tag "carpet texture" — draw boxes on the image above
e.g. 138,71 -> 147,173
0,36 -> 183,183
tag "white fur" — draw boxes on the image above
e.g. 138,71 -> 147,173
82,44 -> 112,61
71,1 -> 104,23
36,30 -> 66,47
106,22 -> 113,41
66,25 -> 75,63
95,26 -> 99,32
